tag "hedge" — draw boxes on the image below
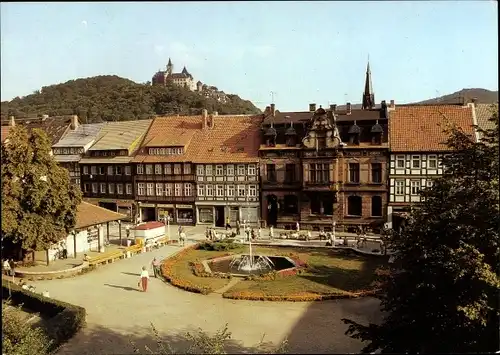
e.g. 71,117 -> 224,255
222,289 -> 381,302
1,279 -> 86,352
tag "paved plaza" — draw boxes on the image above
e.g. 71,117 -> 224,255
30,238 -> 383,354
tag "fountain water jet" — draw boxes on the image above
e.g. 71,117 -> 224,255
228,231 -> 274,273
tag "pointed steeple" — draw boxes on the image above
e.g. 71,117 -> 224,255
362,58 -> 375,110
166,58 -> 173,75
168,57 -> 172,66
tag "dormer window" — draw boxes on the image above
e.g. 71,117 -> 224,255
285,121 -> 297,147
371,120 -> 383,145
264,125 -> 277,147
348,120 -> 361,145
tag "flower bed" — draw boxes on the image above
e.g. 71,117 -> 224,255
222,288 -> 380,302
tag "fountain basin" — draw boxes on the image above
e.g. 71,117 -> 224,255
204,254 -> 296,277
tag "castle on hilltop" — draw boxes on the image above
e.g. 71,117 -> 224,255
151,58 -> 228,103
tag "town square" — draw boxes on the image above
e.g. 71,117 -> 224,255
1,2 -> 498,354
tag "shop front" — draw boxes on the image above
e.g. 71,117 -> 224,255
157,204 -> 175,222
195,202 -> 259,227
176,204 -> 195,225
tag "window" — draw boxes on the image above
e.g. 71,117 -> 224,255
248,185 -> 257,197
237,165 -> 246,176
183,164 -> 191,174
266,164 -> 276,182
371,196 -> 383,217
91,166 -> 97,175
108,183 -> 115,194
184,183 -> 193,196
83,183 -> 89,193
310,163 -> 329,183
115,166 -> 122,175
348,163 -> 360,183
146,183 -> 154,196
107,166 -> 114,175
410,180 -> 421,195
395,180 -> 405,195
205,165 -> 213,175
197,165 -> 204,176
215,165 -> 223,176
137,183 -> 145,196
426,179 -> 434,188
197,184 -> 204,196
347,196 -> 362,216
174,164 -> 181,175
317,137 -> 326,150
237,185 -> 246,197
371,163 -> 382,183
63,148 -> 69,154
206,185 -> 214,197
83,166 -> 89,175
98,166 -> 105,175
174,183 -> 182,196
226,165 -> 234,175
396,155 -> 405,168
283,195 -> 298,215
156,183 -> 163,196
155,164 -> 162,174
137,165 -> 144,174
165,183 -> 173,196
216,185 -> 224,197
247,165 -> 256,176
100,183 -> 106,193
285,164 -> 296,183
117,184 -> 123,194
226,185 -> 235,197
164,164 -> 172,175
411,155 -> 420,169
428,155 -> 437,169
91,183 -> 98,193
126,184 -> 132,195
145,164 -> 153,175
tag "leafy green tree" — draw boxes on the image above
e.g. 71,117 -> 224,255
342,106 -> 500,353
1,126 -> 82,260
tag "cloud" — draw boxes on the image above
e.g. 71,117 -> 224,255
81,20 -> 87,28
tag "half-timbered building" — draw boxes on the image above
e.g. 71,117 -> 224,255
387,104 -> 475,231
79,119 -> 152,219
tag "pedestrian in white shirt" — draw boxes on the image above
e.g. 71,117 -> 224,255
138,266 -> 150,292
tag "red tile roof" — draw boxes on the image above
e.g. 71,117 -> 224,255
133,221 -> 165,230
389,105 -> 475,152
132,114 -> 263,164
75,202 -> 127,229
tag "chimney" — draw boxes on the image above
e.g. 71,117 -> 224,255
202,109 -> 208,129
389,100 -> 395,109
8,116 -> 15,127
209,114 -> 215,129
309,103 -> 316,112
270,103 -> 276,117
330,104 -> 337,112
71,115 -> 79,130
264,106 -> 271,116
346,102 -> 352,115
471,97 -> 478,104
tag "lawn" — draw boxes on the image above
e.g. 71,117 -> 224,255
165,244 -> 387,298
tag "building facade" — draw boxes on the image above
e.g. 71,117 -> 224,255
387,104 -> 476,230
79,120 -> 152,220
260,62 -> 390,231
152,58 -> 196,91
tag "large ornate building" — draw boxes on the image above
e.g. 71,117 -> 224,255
259,62 -> 390,232
152,58 -> 197,91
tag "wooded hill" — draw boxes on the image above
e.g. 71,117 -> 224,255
1,76 -> 261,122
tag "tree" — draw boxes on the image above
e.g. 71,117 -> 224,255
1,126 -> 82,260
342,105 -> 500,353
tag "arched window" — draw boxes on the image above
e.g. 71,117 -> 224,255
347,196 -> 362,216
371,196 -> 383,217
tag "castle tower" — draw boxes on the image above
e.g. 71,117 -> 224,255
166,58 -> 173,76
362,59 -> 375,110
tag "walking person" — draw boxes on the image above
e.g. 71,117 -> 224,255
3,259 -> 11,276
269,226 -> 274,240
236,220 -> 241,235
138,266 -> 150,292
151,257 -> 161,278
9,259 -> 15,277
296,221 -> 300,232
225,216 -> 232,230
178,225 -> 183,238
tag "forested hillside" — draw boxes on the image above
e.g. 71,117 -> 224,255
1,76 -> 261,122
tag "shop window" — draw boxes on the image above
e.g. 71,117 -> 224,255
283,195 -> 298,215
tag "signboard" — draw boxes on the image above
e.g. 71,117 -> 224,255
176,204 -> 193,209
157,204 -> 174,208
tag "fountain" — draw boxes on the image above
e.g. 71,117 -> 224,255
228,237 -> 275,273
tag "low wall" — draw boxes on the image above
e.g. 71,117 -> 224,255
15,262 -> 90,281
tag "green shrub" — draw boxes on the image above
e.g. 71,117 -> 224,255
198,240 -> 239,252
1,279 -> 86,352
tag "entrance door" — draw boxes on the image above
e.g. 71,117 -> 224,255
214,206 -> 225,227
266,195 -> 278,228
142,207 -> 156,222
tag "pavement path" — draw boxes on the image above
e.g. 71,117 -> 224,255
32,241 -> 382,354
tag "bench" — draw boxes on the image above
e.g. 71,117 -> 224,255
88,250 -> 124,267
124,244 -> 142,256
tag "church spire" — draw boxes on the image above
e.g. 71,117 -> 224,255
362,58 -> 375,110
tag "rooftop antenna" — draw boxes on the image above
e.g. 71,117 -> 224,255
344,93 -> 348,104
436,90 -> 441,103
270,91 -> 276,104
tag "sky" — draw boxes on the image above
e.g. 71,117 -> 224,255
1,1 -> 498,111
